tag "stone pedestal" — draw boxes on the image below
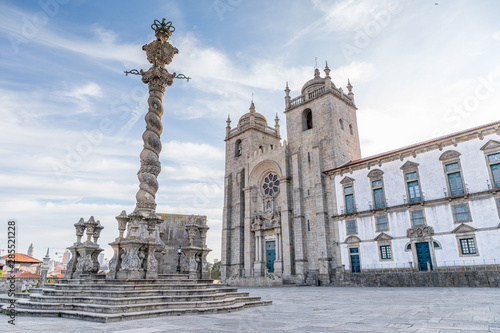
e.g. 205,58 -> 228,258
182,247 -> 211,280
273,260 -> 283,276
107,210 -> 164,280
253,261 -> 265,276
65,217 -> 104,279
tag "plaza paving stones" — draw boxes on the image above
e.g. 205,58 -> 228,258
2,286 -> 500,332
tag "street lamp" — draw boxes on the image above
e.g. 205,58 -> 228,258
176,246 -> 182,273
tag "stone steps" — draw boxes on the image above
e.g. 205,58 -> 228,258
27,292 -> 240,305
42,287 -> 221,298
16,297 -> 241,313
13,300 -> 272,323
52,282 -> 207,291
1,279 -> 271,322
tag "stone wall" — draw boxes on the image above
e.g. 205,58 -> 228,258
157,213 -> 206,275
332,270 -> 500,287
0,277 -> 41,293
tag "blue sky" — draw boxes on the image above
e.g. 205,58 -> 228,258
0,0 -> 499,263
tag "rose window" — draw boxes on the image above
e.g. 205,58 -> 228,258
262,172 -> 280,196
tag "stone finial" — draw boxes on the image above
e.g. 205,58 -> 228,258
347,79 -> 354,103
93,219 -> 104,244
226,114 -> 231,137
324,61 -> 331,78
274,113 -> 280,136
74,218 -> 86,244
85,216 -> 98,244
347,79 -> 353,93
116,210 -> 129,240
284,82 -> 291,109
314,67 -> 320,78
249,101 -> 256,113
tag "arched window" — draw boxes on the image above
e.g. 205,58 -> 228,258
235,139 -> 242,157
339,119 -> 344,130
303,109 -> 313,130
349,124 -> 353,135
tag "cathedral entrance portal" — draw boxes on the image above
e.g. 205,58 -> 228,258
266,241 -> 276,273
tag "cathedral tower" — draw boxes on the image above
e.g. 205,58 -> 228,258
222,102 -> 281,280
284,63 -> 361,283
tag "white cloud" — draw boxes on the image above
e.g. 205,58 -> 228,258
493,31 -> 500,40
64,82 -> 103,101
285,0 -> 404,47
94,26 -> 118,44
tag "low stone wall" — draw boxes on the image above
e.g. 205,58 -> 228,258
0,277 -> 41,293
225,274 -> 284,287
333,270 -> 500,287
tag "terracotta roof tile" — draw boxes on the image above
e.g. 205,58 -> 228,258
1,253 -> 42,263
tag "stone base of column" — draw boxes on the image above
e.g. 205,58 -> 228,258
273,260 -> 283,275
253,261 -> 265,277
294,259 -> 307,284
318,257 -> 332,285
116,269 -> 145,280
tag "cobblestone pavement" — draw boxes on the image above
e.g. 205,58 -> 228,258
3,287 -> 500,332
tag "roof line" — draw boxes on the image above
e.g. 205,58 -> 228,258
324,120 -> 500,174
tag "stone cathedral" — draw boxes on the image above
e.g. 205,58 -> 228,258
222,63 -> 500,287
222,64 -> 361,285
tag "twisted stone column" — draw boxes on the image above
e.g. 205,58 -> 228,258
135,20 -> 178,214
107,20 -> 178,280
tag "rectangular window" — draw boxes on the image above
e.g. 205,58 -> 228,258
373,188 -> 385,209
460,238 -> 476,255
488,152 -> 500,163
380,245 -> 391,260
490,163 -> 500,189
346,220 -> 357,234
344,186 -> 355,213
376,216 -> 388,231
445,162 -> 460,172
411,210 -> 425,226
407,180 -> 421,202
349,248 -> 359,254
405,171 -> 417,181
372,180 -> 382,188
453,204 -> 470,222
447,172 -> 464,196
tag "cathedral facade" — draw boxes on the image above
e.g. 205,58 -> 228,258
221,65 -> 500,285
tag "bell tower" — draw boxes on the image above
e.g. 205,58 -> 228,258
283,62 -> 361,284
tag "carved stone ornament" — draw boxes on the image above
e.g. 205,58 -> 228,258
406,225 -> 434,239
340,176 -> 355,185
480,139 -> 500,152
451,223 -> 477,234
439,150 -> 461,161
400,161 -> 419,171
367,169 -> 384,179
374,232 -> 392,241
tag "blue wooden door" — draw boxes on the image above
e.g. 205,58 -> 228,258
350,255 -> 360,273
416,242 -> 432,271
266,241 -> 275,273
